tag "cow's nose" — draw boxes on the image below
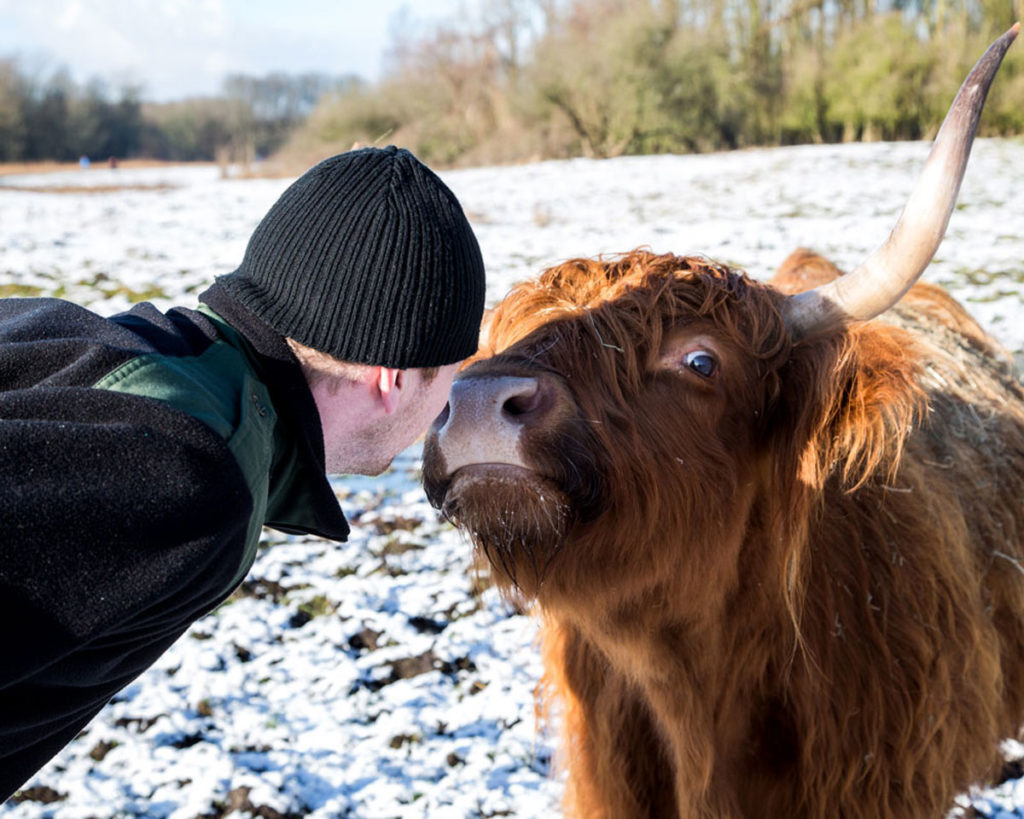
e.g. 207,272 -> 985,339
430,376 -> 548,475
444,376 -> 548,427
439,375 -> 548,434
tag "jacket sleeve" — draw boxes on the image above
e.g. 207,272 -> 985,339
0,384 -> 254,798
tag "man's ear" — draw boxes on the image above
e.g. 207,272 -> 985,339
377,367 -> 402,415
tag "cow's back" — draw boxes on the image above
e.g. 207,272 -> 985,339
771,249 -> 1024,811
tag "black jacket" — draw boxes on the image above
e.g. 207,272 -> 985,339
0,285 -> 349,799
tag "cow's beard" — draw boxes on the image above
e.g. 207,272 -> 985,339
433,465 -> 574,601
423,419 -> 605,602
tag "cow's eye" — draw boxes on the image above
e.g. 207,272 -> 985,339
684,350 -> 718,378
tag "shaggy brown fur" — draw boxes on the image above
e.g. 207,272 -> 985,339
423,248 -> 1024,818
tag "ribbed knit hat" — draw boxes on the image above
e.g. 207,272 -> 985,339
216,146 -> 486,369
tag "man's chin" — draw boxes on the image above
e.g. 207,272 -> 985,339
328,461 -> 390,477
323,423 -> 410,476
325,451 -> 396,477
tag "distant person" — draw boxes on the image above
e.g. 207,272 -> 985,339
78,155 -> 90,169
0,146 -> 486,799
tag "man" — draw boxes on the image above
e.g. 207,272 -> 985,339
0,146 -> 486,799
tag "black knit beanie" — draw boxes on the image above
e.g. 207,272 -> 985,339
216,146 -> 486,369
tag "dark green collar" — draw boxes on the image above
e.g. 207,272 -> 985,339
198,286 -> 350,542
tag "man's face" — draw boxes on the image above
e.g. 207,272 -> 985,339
380,363 -> 460,468
315,363 -> 460,476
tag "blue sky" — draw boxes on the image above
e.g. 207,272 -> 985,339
0,0 -> 467,100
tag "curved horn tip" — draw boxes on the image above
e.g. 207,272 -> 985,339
996,21 -> 1020,50
995,22 -> 1020,50
783,24 -> 1018,341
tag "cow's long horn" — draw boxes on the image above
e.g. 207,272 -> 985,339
783,23 -> 1019,339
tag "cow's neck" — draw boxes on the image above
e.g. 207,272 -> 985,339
545,482 -> 794,816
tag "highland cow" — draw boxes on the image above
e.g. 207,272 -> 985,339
422,25 -> 1024,819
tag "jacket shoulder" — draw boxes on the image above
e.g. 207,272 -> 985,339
0,298 -> 218,389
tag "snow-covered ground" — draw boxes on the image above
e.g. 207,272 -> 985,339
2,139 -> 1024,818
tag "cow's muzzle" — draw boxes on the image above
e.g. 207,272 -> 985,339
429,374 -> 555,477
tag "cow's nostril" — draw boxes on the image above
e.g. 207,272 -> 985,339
433,401 -> 451,429
503,385 -> 546,418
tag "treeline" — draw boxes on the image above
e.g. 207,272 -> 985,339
0,64 -> 355,164
0,68 -> 143,162
3,0 -> 1021,170
281,0 -> 1024,169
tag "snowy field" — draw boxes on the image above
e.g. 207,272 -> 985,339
2,139 -> 1024,818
